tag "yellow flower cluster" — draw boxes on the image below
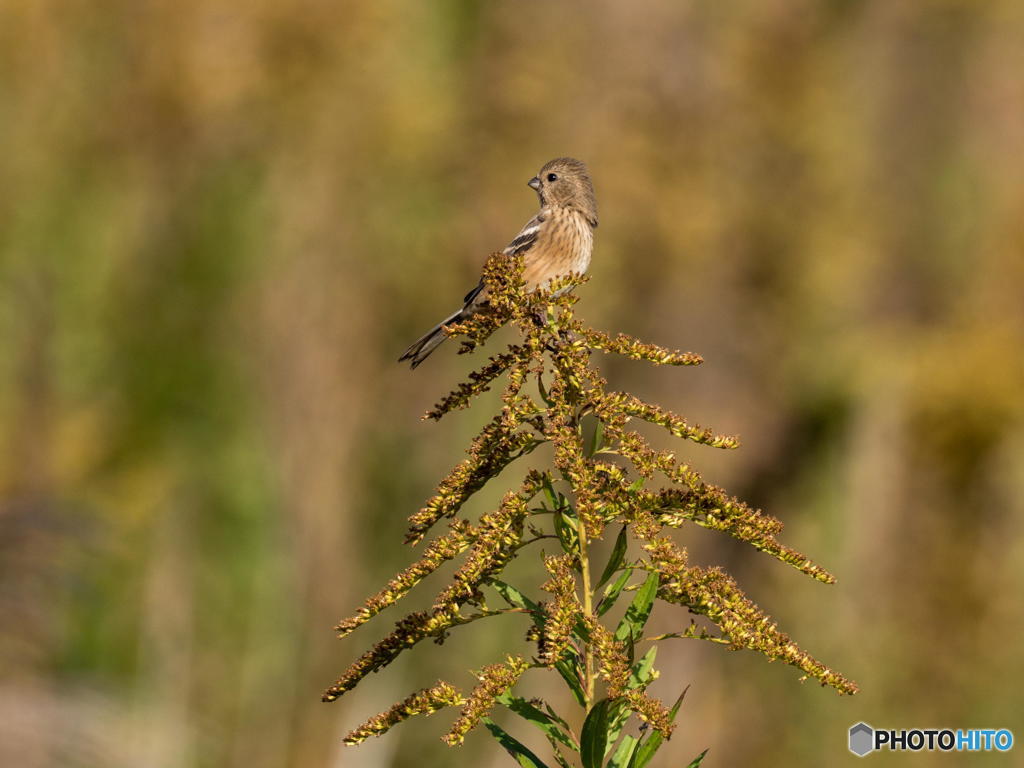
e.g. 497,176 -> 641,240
538,555 -> 580,666
623,689 -> 675,736
581,615 -> 630,697
343,681 -> 465,744
642,534 -> 858,695
433,489 -> 532,609
443,656 -> 531,746
595,391 -> 739,449
583,328 -> 703,366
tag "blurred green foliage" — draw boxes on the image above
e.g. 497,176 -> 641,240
1,1 -> 1022,767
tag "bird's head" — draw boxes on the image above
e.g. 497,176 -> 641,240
528,157 -> 598,227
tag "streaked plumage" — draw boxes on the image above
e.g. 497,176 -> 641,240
400,158 -> 598,368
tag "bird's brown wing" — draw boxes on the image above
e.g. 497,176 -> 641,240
502,214 -> 543,257
461,213 -> 545,308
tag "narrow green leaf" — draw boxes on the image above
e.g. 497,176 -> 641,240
490,580 -> 542,615
625,741 -> 642,768
554,509 -> 579,556
586,417 -> 605,457
555,656 -> 587,707
542,475 -> 558,510
608,735 -> 638,768
548,742 -> 574,768
628,647 -> 657,689
538,378 -> 553,406
597,568 -> 633,616
614,571 -> 658,644
543,702 -> 572,733
580,699 -> 612,768
596,526 -> 628,590
686,748 -> 709,767
669,686 -> 690,719
483,718 -> 550,768
603,700 -> 630,758
631,733 -> 661,768
497,694 -> 578,752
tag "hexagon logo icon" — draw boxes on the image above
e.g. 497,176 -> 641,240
849,722 -> 874,757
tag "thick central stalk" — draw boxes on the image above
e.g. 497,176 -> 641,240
578,507 -> 596,707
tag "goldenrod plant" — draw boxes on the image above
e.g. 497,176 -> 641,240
325,253 -> 857,767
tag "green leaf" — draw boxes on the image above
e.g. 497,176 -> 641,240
537,377 -> 554,406
596,526 -> 628,590
548,744 -> 574,768
614,571 -> 658,644
631,734 -> 661,768
586,417 -> 605,457
483,718 -> 551,768
540,704 -> 573,733
543,702 -> 573,732
490,580 -> 542,615
686,748 -> 709,767
608,735 -> 639,768
597,568 -> 633,616
631,687 -> 689,768
555,655 -> 587,708
603,700 -> 630,758
554,508 -> 579,557
497,694 -> 578,752
669,686 -> 689,718
541,475 -> 559,509
628,647 -> 657,690
580,699 -> 612,768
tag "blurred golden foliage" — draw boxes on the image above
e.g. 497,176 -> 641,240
1,1 -> 1022,766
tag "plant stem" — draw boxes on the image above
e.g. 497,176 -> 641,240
554,332 -> 597,711
577,517 -> 595,708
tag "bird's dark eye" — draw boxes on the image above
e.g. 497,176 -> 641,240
546,173 -> 558,182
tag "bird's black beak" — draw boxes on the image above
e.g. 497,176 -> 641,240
528,176 -> 541,191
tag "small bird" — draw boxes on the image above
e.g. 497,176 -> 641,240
400,157 -> 598,368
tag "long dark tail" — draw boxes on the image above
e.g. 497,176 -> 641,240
398,308 -> 464,368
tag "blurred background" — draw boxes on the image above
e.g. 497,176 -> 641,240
1,1 -> 1022,766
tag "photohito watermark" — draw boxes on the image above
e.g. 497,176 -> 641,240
849,722 -> 1014,757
